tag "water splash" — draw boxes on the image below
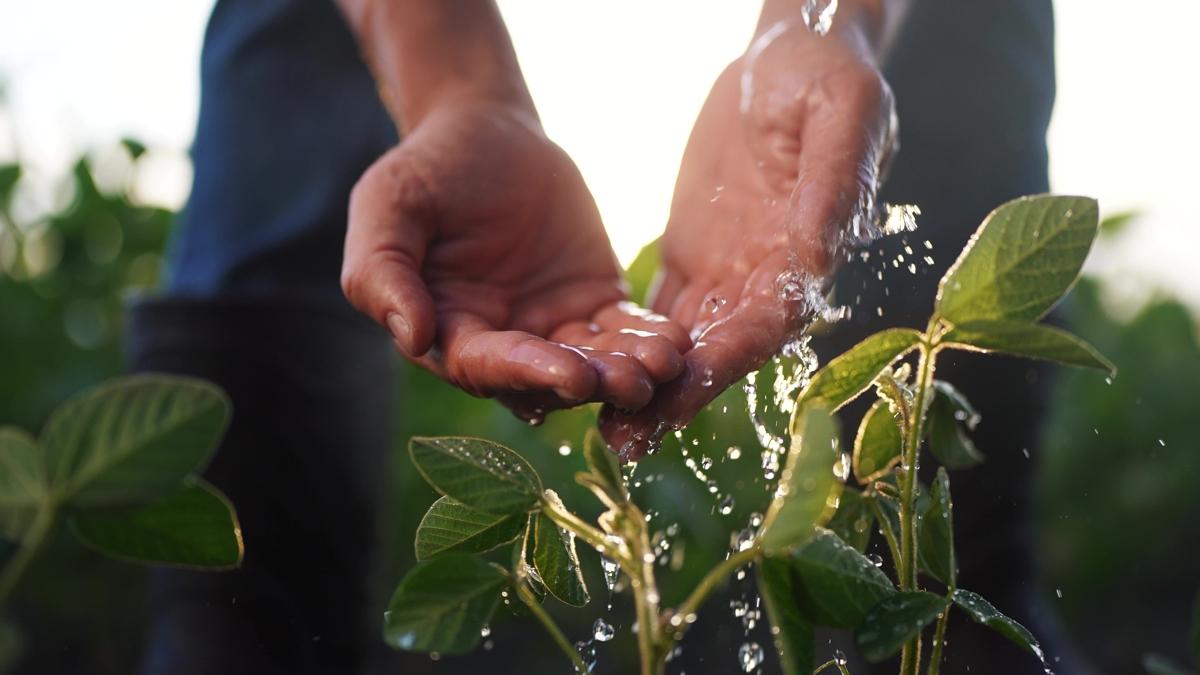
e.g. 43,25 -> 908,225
738,641 -> 765,672
592,618 -> 615,643
801,0 -> 840,36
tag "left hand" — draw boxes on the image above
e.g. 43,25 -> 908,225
601,18 -> 898,459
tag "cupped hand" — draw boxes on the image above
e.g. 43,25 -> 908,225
601,19 -> 897,459
342,100 -> 691,421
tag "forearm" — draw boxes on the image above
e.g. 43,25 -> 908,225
335,0 -> 535,132
756,0 -> 909,57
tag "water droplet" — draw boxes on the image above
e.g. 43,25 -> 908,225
1158,438 -> 1166,447
701,455 -> 714,471
738,642 -> 765,672
1055,588 -> 1063,598
726,445 -> 742,460
867,553 -> 884,568
593,618 -> 615,642
834,649 -> 848,666
558,442 -> 572,456
480,625 -> 491,638
719,494 -> 736,515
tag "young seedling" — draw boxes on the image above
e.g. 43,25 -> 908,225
0,375 -> 244,605
384,195 -> 1113,674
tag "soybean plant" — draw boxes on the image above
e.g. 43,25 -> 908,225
384,195 -> 1113,675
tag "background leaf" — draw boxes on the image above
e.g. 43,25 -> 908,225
941,320 -> 1114,373
409,437 -> 542,514
532,491 -> 588,607
918,467 -> 955,587
1142,653 -> 1194,675
383,554 -> 507,654
757,557 -> 814,675
39,375 -> 229,507
952,589 -> 1042,658
826,488 -> 872,553
936,195 -> 1099,323
855,591 -> 949,663
788,528 -> 895,628
760,405 -> 842,555
797,329 -> 921,413
853,400 -> 902,484
69,477 -> 242,569
414,496 -> 525,561
927,387 -> 985,470
0,428 -> 46,539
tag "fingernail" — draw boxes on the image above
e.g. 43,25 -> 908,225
386,312 -> 412,352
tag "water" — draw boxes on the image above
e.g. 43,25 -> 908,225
801,0 -> 839,35
592,618 -> 615,643
738,642 -> 765,672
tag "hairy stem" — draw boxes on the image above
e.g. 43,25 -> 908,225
815,657 -> 852,674
0,502 -> 57,606
899,338 -> 937,675
516,581 -> 588,674
926,605 -> 951,675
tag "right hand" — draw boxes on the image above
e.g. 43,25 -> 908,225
341,99 -> 691,422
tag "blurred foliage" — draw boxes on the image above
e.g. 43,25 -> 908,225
1036,277 -> 1200,673
0,136 -> 1196,675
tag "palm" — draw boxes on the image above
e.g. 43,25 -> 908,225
343,103 -> 690,420
602,25 -> 895,458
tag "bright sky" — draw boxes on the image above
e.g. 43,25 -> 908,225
1,0 -> 1196,308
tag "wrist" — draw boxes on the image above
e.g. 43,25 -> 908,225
755,0 -> 891,57
339,0 -> 536,132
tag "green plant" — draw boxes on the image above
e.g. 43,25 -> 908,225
0,374 -> 243,605
381,195 -> 1112,674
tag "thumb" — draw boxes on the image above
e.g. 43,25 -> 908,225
341,151 -> 437,357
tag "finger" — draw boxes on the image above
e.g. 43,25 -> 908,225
437,312 -> 598,402
575,348 -> 655,412
592,301 -> 692,352
648,268 -> 685,317
601,253 -> 802,460
342,150 -> 437,356
551,321 -> 684,383
668,284 -> 711,333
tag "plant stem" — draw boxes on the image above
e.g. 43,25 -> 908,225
926,605 -> 951,675
814,658 -> 852,675
667,545 -> 761,640
0,502 -> 57,606
899,339 -> 937,675
516,582 -> 588,674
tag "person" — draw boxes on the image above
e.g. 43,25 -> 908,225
129,0 -> 1060,673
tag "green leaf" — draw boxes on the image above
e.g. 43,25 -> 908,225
935,195 -> 1099,324
581,427 -> 627,506
409,437 -> 542,514
796,329 -> 922,413
0,428 -> 46,539
941,320 -> 1115,373
855,591 -> 949,663
927,385 -> 985,470
952,589 -> 1042,659
789,528 -> 895,628
414,496 -> 525,561
68,478 -> 242,569
532,491 -> 589,607
853,400 -> 902,484
40,375 -> 230,507
757,557 -> 814,675
918,468 -> 955,586
761,405 -> 843,555
383,553 -> 507,654
826,487 -> 872,553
